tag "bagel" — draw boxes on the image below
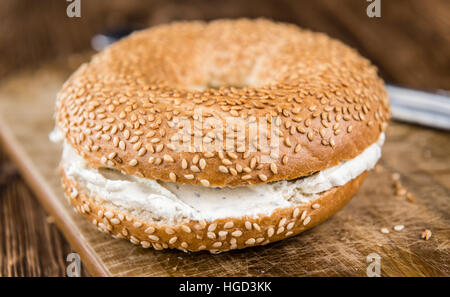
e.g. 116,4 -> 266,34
53,19 -> 390,253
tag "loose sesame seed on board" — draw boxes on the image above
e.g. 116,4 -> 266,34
393,225 -> 405,232
421,229 -> 432,240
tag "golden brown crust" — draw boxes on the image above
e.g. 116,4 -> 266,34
61,168 -> 367,253
56,19 -> 389,187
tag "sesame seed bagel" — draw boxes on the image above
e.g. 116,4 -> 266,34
61,168 -> 367,253
55,18 -> 390,187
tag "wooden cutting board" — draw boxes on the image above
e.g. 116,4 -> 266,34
0,57 -> 448,276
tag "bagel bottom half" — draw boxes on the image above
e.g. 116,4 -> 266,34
61,169 -> 367,253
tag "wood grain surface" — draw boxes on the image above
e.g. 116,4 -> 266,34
0,0 -> 449,276
0,146 -> 89,276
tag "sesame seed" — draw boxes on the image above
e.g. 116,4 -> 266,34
208,223 -> 217,232
224,222 -> 234,229
253,223 -> 261,231
394,225 -> 404,231
200,179 -> 210,187
130,236 -> 140,245
222,159 -> 232,166
212,242 -> 222,248
284,137 -> 292,147
218,166 -> 228,173
203,152 -> 214,158
267,227 -> 275,237
129,159 -> 138,166
110,218 -> 120,225
144,226 -> 155,234
141,241 -> 151,248
155,144 -> 164,152
169,172 -> 177,182
258,174 -> 268,181
245,238 -> 256,245
300,210 -> 307,220
129,136 -> 139,143
231,230 -> 242,237
312,203 -> 320,209
181,225 -> 191,233
228,152 -> 238,159
194,223 -> 205,230
148,235 -> 159,241
270,163 -> 278,174
303,216 -> 311,226
163,154 -> 174,162
229,168 -> 238,176
138,147 -> 147,156
421,229 -> 432,240
181,159 -> 188,169
297,126 -> 306,134
199,159 -> 206,170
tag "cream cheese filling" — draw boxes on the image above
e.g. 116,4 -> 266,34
58,133 -> 384,223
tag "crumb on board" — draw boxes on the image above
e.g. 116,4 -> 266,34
406,193 -> 415,203
421,229 -> 432,240
392,172 -> 415,203
394,225 -> 405,232
380,227 -> 390,234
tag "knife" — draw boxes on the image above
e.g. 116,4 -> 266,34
91,30 -> 450,130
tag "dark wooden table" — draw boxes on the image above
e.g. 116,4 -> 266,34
0,0 -> 449,276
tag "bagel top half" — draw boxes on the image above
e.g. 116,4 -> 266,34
55,18 -> 390,187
